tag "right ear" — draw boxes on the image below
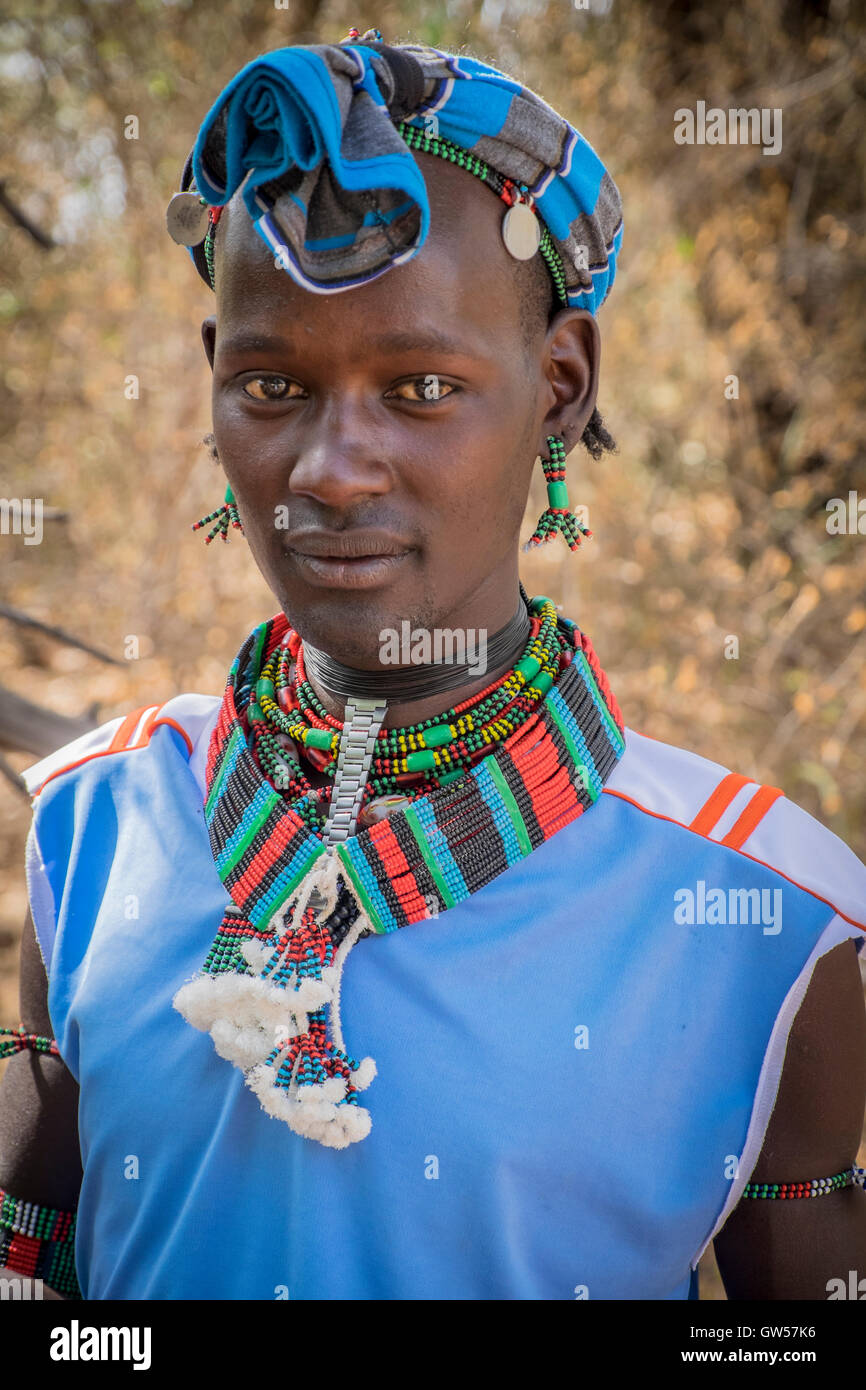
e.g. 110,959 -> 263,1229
201,316 -> 216,369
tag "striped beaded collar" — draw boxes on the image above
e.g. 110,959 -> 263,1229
201,607 -> 626,936
175,605 -> 626,1147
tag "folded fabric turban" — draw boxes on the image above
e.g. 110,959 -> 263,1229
171,37 -> 623,316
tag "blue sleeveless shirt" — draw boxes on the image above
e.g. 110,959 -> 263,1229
22,695 -> 866,1300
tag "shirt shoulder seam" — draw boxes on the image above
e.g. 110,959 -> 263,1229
28,701 -> 194,799
602,784 -> 866,934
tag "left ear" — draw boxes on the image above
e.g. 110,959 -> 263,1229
539,308 -> 600,449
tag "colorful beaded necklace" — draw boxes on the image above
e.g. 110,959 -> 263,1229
250,596 -> 569,832
174,597 -> 626,1148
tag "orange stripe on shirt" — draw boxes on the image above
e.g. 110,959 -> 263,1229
720,784 -> 784,851
108,706 -> 154,752
131,704 -> 167,747
131,705 -> 195,757
689,772 -> 756,837
147,716 -> 194,756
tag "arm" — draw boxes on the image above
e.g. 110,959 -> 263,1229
714,937 -> 866,1299
0,906 -> 83,1299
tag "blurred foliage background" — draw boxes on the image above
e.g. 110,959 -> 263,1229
1,0 -> 865,1300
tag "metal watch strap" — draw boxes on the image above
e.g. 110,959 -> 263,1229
323,698 -> 389,843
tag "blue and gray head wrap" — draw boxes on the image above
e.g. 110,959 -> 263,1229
172,36 -> 623,317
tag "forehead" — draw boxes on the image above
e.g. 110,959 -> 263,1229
214,151 -> 521,340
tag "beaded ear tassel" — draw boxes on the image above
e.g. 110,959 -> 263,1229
524,434 -> 592,552
192,483 -> 244,543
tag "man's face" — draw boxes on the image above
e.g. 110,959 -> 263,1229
201,153 -> 587,665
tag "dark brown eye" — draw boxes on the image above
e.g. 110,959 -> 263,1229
242,377 -> 303,401
391,376 -> 456,402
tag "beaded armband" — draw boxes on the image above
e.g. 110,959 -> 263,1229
0,1028 -> 81,1297
0,1189 -> 80,1297
742,1165 -> 866,1200
0,1027 -> 60,1060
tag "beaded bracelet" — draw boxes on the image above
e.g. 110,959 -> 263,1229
1,1028 -> 79,1295
742,1166 -> 866,1199
0,1027 -> 60,1060
0,1188 -> 81,1297
0,1029 -> 80,1296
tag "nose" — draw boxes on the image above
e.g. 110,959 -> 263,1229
288,404 -> 393,510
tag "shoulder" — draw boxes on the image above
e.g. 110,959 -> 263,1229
20,692 -> 222,803
605,726 -> 866,935
19,693 -> 221,976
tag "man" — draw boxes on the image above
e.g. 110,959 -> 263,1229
1,32 -> 864,1301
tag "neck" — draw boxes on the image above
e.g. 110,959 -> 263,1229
302,592 -> 532,728
307,645 -> 523,730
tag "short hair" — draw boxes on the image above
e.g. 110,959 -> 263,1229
515,246 -> 554,356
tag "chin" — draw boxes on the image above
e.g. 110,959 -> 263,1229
273,586 -> 420,669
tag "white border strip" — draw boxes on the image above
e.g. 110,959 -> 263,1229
128,705 -> 160,746
24,816 -> 58,976
691,912 -> 865,1269
187,701 -> 221,800
709,780 -> 761,842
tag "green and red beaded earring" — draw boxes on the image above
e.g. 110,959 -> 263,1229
192,482 -> 244,544
524,434 -> 592,552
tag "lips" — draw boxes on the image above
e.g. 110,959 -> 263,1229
284,530 -> 412,589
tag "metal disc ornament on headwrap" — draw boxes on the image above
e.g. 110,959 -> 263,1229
502,200 -> 542,259
165,191 -> 210,247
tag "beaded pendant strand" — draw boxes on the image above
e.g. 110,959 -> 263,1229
396,120 -> 569,311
